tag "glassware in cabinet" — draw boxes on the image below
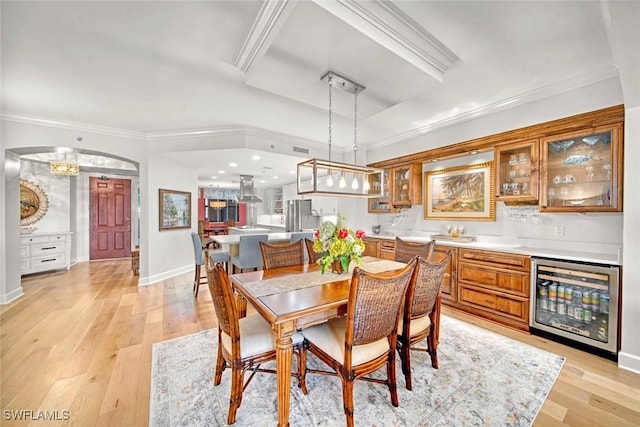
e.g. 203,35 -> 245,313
368,169 -> 395,213
494,138 -> 539,203
540,124 -> 622,212
391,163 -> 422,206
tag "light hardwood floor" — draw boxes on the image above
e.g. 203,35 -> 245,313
1,259 -> 639,426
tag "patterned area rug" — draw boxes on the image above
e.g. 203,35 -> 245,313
150,315 -> 564,426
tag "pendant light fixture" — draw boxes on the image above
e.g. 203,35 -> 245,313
297,71 -> 383,198
50,151 -> 80,176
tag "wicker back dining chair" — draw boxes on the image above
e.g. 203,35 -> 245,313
397,253 -> 451,390
304,238 -> 324,264
259,240 -> 305,270
299,258 -> 418,427
394,237 -> 436,263
205,252 -> 304,424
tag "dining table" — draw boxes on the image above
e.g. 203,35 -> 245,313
229,256 -> 407,427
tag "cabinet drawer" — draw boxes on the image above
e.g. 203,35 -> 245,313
31,243 -> 66,256
49,234 -> 68,242
20,235 -> 51,244
30,254 -> 66,270
458,263 -> 529,296
458,284 -> 529,323
458,248 -> 530,271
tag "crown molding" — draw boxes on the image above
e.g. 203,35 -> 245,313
313,0 -> 458,82
368,66 -> 621,149
0,113 -> 146,140
234,0 -> 298,77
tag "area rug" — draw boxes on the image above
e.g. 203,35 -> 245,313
149,315 -> 564,426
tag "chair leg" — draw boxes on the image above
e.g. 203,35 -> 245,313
427,332 -> 439,369
193,264 -> 201,297
214,342 -> 225,386
399,341 -> 413,390
387,354 -> 399,407
228,367 -> 243,424
342,379 -> 355,427
296,342 -> 308,395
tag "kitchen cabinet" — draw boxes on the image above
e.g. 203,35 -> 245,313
495,138 -> 539,204
362,237 -> 380,257
391,163 -> 422,206
368,168 -> 395,213
540,124 -> 623,212
456,248 -> 531,331
379,239 -> 396,260
20,232 -> 72,275
433,245 -> 457,303
263,187 -> 284,214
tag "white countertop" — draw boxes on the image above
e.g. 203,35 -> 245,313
366,234 -> 621,266
211,232 -> 292,245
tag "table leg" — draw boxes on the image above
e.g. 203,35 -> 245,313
275,322 -> 295,427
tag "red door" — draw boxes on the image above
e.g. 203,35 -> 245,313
90,177 -> 131,260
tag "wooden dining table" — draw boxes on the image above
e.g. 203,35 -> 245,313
229,256 -> 407,427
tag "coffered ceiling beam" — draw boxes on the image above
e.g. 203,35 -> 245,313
312,0 -> 458,83
234,0 -> 298,77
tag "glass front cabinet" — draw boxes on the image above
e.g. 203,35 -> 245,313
495,138 -> 539,204
391,163 -> 422,206
368,168 -> 395,213
540,124 -> 623,212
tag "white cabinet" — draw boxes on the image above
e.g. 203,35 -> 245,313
20,232 -> 72,275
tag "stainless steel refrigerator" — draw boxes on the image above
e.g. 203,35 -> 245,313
285,199 -> 313,232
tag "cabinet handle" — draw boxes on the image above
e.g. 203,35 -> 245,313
41,259 -> 56,262
42,246 -> 57,250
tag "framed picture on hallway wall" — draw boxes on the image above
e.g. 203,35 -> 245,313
159,189 -> 191,231
424,161 -> 495,221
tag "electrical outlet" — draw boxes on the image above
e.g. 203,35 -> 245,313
554,225 -> 565,236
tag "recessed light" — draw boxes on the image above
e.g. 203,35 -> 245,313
211,176 -> 218,179
260,179 -> 266,183
218,170 -> 225,174
289,170 -> 295,174
273,176 -> 279,179
229,162 -> 237,167
252,155 -> 261,160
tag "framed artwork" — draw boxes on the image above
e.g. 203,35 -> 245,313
159,189 -> 191,231
424,161 -> 495,221
20,180 -> 49,226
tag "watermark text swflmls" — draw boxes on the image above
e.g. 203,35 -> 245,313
3,410 -> 70,421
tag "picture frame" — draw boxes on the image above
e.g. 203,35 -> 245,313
424,161 -> 495,221
159,189 -> 192,231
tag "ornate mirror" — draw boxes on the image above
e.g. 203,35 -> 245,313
20,179 -> 49,226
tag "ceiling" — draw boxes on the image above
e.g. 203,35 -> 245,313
1,1 -> 632,189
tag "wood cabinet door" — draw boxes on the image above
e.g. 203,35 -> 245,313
363,238 -> 380,257
540,123 -> 623,212
433,245 -> 457,303
495,138 -> 539,203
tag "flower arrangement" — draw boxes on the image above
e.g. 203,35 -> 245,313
313,214 -> 366,274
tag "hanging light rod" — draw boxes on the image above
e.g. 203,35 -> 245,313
297,70 -> 382,198
320,71 -> 365,95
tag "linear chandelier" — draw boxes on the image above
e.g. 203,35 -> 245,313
297,71 -> 384,198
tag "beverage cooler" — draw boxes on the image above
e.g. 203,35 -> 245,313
530,257 -> 620,354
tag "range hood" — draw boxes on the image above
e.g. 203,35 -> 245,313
236,175 -> 262,203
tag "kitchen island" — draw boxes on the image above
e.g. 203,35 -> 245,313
211,232 -> 293,257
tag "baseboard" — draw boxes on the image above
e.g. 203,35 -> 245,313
0,286 -> 24,305
138,264 -> 193,286
618,350 -> 640,374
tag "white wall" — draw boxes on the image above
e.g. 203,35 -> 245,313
141,153 -> 199,285
620,106 -> 640,373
